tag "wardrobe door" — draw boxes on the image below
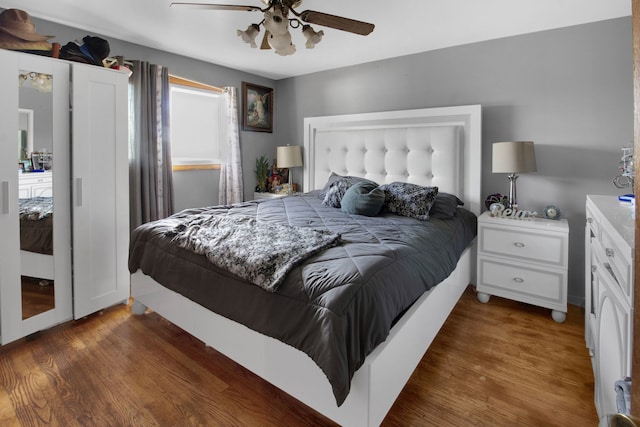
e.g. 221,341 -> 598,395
71,63 -> 130,318
0,50 -> 72,344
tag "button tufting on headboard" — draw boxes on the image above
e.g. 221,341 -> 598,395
304,105 -> 482,214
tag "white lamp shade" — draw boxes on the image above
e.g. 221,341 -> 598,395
492,141 -> 537,173
277,145 -> 303,168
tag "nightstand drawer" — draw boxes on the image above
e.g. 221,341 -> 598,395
479,225 -> 567,268
478,257 -> 566,309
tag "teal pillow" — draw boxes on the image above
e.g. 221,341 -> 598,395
340,181 -> 385,216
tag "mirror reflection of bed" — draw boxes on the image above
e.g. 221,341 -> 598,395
19,190 -> 55,320
18,70 -> 56,320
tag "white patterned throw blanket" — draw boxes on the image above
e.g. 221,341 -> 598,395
167,214 -> 341,292
19,196 -> 53,220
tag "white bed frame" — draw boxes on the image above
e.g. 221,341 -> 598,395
131,104 -> 482,426
21,251 -> 54,280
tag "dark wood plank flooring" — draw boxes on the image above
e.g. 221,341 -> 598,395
0,286 -> 597,426
21,276 -> 55,320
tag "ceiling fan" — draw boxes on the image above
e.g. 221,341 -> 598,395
170,0 -> 375,56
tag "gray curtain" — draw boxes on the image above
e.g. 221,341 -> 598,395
129,61 -> 174,231
219,86 -> 244,205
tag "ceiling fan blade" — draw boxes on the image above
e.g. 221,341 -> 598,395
170,2 -> 263,12
260,31 -> 271,50
298,10 -> 374,36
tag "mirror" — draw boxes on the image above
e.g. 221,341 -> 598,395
18,69 -> 55,319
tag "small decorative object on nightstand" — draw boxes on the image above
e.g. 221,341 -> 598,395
543,205 -> 560,220
255,155 -> 270,193
476,210 -> 569,322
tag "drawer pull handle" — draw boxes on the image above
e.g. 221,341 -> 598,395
76,178 -> 83,207
513,277 -> 524,283
514,242 -> 525,248
605,248 -> 614,258
1,181 -> 8,214
587,217 -> 593,224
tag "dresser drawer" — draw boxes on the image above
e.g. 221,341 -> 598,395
477,256 -> 566,310
599,226 -> 632,299
479,225 -> 568,268
585,203 -> 600,240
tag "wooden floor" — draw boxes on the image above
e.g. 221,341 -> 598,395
0,286 -> 597,426
21,276 -> 55,320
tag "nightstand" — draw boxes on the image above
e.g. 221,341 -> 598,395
253,192 -> 299,200
475,211 -> 569,322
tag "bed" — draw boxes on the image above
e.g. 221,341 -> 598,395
129,104 -> 482,426
19,196 -> 55,280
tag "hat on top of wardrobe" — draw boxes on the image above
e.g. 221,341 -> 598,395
0,9 -> 53,51
59,36 -> 110,66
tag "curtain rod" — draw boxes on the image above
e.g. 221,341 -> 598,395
103,56 -> 224,93
169,75 -> 225,93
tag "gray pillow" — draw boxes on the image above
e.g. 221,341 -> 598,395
380,182 -> 439,221
340,181 -> 385,216
319,172 -> 378,198
429,193 -> 464,219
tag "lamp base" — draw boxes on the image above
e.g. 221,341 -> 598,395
507,173 -> 519,209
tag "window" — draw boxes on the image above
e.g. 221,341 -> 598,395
169,77 -> 227,171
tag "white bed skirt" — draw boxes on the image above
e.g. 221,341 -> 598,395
130,243 -> 475,427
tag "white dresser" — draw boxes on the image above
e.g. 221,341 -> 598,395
18,171 -> 52,198
476,211 -> 569,322
585,195 -> 634,419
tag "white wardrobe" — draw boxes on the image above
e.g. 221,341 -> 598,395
585,195 -> 634,419
0,49 -> 130,344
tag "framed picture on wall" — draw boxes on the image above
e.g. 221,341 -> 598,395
242,82 -> 273,132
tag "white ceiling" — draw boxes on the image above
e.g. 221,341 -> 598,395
0,0 -> 631,80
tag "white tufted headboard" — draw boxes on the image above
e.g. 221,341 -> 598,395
303,105 -> 482,214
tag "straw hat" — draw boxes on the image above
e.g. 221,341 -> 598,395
0,9 -> 53,51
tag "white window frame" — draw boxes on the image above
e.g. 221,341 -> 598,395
169,77 -> 227,171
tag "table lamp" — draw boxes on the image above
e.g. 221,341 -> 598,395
492,141 -> 537,210
277,145 -> 303,194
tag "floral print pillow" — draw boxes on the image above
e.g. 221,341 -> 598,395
379,182 -> 439,221
322,178 -> 353,208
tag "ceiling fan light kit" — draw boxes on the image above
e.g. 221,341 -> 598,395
237,23 -> 261,48
302,24 -> 323,49
172,0 -> 374,56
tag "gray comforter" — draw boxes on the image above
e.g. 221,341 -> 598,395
128,191 -> 477,406
19,197 -> 54,255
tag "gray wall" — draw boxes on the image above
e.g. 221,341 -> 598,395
26,11 -> 633,305
274,17 -> 634,306
26,12 -> 278,205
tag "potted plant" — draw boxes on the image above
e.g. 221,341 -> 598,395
255,155 -> 269,192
